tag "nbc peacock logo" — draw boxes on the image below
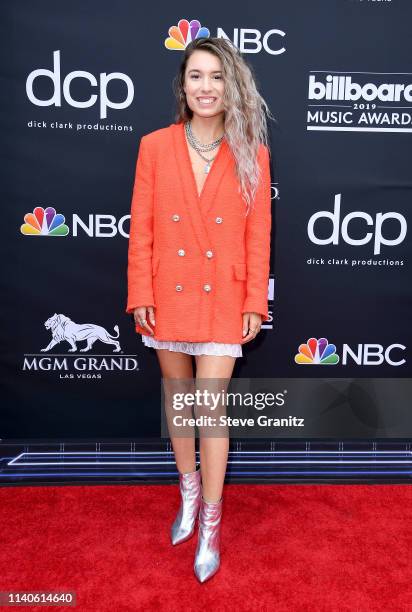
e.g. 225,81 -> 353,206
164,19 -> 210,50
294,337 -> 340,365
20,207 -> 69,236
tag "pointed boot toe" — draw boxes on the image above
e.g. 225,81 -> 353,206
194,495 -> 222,583
170,465 -> 201,546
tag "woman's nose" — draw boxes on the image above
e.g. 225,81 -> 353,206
200,79 -> 213,92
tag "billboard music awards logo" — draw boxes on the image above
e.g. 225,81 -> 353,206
295,337 -> 406,367
307,71 -> 412,132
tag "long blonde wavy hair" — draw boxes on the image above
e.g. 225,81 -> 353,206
172,36 -> 276,215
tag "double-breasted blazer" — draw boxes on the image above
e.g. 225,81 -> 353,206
125,121 -> 272,344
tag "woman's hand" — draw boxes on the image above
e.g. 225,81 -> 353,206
241,312 -> 263,344
133,306 -> 155,335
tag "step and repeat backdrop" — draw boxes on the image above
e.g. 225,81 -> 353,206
2,0 -> 411,440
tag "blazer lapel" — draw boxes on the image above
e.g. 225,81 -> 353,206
172,122 -> 232,254
202,143 -> 232,216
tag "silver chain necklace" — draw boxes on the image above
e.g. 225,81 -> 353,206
185,120 -> 225,174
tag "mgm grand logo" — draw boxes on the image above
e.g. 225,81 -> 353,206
23,314 -> 139,378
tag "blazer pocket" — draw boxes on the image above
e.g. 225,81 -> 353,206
152,256 -> 160,277
232,262 -> 247,281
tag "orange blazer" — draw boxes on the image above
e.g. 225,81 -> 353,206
125,121 -> 272,344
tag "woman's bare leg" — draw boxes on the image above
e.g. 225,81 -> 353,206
155,349 -> 196,473
194,354 -> 237,503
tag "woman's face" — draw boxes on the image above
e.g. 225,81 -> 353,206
183,50 -> 225,120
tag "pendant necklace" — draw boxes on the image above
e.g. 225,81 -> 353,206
185,120 -> 225,174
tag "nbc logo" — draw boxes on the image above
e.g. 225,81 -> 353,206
165,19 -> 210,50
20,207 -> 69,236
295,337 -> 340,365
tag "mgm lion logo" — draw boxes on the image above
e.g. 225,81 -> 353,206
41,313 -> 121,352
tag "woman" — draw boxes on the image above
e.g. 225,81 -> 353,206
126,37 -> 274,582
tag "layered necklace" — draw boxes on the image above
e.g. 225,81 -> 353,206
184,120 -> 225,174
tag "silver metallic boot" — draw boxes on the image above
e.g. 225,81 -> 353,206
194,495 -> 223,583
170,465 -> 202,545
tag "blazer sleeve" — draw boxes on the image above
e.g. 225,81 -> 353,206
125,135 -> 155,314
241,144 -> 272,322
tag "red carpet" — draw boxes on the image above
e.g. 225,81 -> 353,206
0,483 -> 411,611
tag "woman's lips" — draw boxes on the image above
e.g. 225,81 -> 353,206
197,97 -> 217,105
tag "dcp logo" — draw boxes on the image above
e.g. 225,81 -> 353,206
26,50 -> 134,119
308,194 -> 407,255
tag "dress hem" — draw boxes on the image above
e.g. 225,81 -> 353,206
141,334 -> 243,357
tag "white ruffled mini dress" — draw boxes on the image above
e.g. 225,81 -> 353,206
141,334 -> 242,357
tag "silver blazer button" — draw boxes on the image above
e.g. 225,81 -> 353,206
172,214 -> 180,222
178,249 -> 185,256
203,284 -> 212,292
206,250 -> 213,258
215,217 -> 223,224
175,284 -> 183,291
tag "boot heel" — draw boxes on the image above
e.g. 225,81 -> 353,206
194,494 -> 223,583
170,465 -> 201,546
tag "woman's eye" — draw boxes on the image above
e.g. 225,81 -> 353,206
190,75 -> 222,80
